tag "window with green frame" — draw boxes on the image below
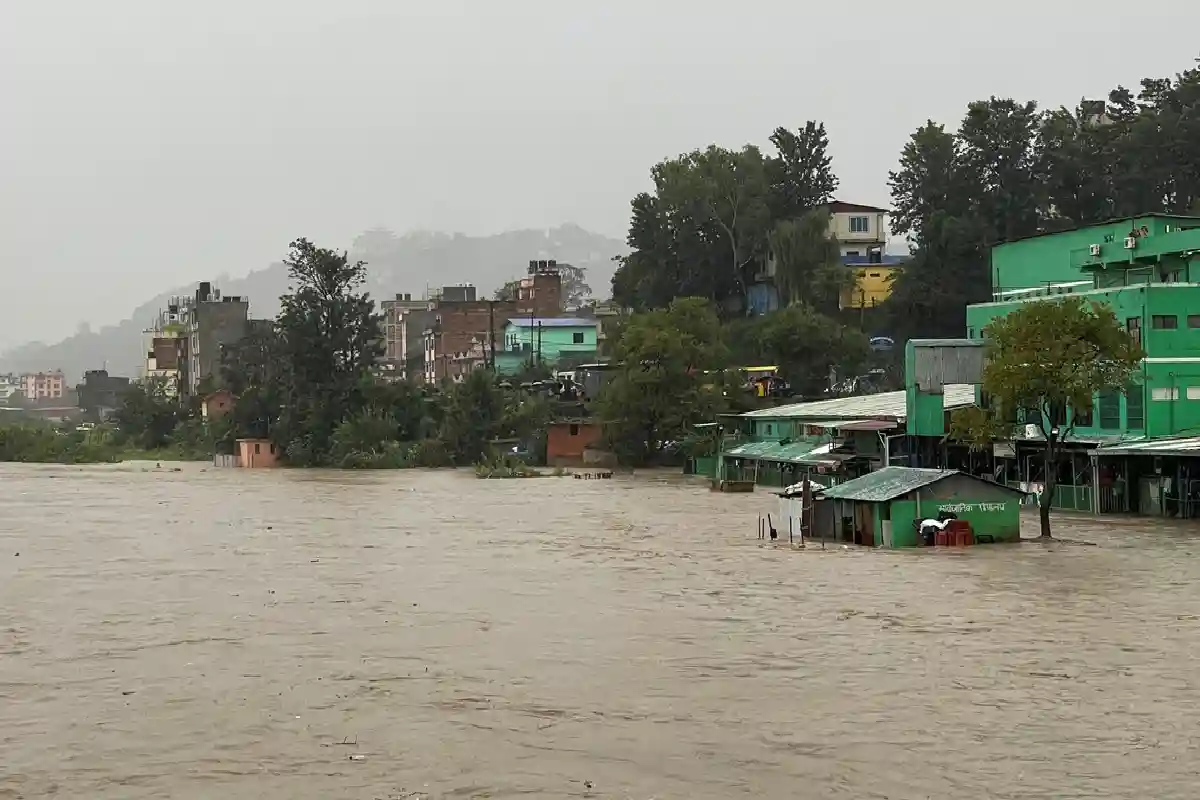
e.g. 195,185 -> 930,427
1126,384 -> 1145,430
1098,391 -> 1121,430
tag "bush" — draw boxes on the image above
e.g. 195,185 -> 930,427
410,438 -> 452,468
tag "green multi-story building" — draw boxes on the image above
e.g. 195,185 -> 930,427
965,214 -> 1200,517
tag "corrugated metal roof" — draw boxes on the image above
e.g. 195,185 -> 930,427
1096,436 -> 1200,457
818,467 -> 1025,503
508,317 -> 595,328
741,385 -> 976,422
819,467 -> 956,502
723,440 -> 842,465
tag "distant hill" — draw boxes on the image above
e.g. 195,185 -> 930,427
0,225 -> 625,381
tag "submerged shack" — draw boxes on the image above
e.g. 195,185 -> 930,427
812,467 -> 1026,548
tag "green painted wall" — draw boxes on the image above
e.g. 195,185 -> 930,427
991,215 -> 1200,293
882,475 -> 1025,548
503,321 -> 598,364
889,501 -> 920,547
886,497 -> 1021,546
968,285 -> 1200,440
904,339 -> 949,436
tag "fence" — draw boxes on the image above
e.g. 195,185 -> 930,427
1006,481 -> 1092,513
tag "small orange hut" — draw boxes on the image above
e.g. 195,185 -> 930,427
236,438 -> 279,468
546,420 -> 602,466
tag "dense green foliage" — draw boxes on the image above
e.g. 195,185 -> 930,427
950,299 -> 1144,537
611,122 -> 840,313
0,423 -> 120,464
597,298 -> 728,464
611,56 -> 1200,354
886,58 -> 1200,342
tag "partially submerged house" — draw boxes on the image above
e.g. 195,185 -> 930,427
811,466 -> 1026,548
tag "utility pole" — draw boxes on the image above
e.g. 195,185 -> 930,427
487,300 -> 496,371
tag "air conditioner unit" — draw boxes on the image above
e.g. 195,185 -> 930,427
1089,244 -> 1102,257
1124,236 -> 1137,250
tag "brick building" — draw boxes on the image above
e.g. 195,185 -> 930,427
423,270 -> 563,384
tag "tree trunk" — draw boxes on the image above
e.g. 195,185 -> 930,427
1039,440 -> 1055,539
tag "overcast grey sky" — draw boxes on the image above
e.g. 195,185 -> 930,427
1,0 -> 1195,349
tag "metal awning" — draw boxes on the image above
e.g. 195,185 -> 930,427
723,440 -> 846,466
834,420 -> 900,432
1096,436 -> 1200,458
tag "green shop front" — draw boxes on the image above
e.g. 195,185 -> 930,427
813,467 -> 1027,548
721,439 -> 848,488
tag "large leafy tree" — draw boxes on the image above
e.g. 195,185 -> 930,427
599,297 -> 728,464
655,145 -> 772,308
950,299 -> 1143,539
273,238 -> 383,464
438,369 -> 506,464
891,56 -> 1200,344
611,123 -> 838,314
755,306 -> 869,398
112,378 -> 182,451
767,121 -> 838,220
768,208 -> 847,312
885,122 -> 983,340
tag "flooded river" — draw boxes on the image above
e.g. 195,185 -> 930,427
3,463 -> 1200,799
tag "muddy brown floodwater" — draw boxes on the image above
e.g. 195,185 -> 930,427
3,464 -> 1200,799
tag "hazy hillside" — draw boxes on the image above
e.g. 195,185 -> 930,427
0,225 -> 625,381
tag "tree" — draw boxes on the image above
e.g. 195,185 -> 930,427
219,322 -> 282,441
885,122 -> 985,340
949,298 -> 1143,538
957,98 -> 1043,244
610,122 -> 839,314
767,208 -> 847,312
598,297 -> 728,464
655,145 -> 772,310
756,305 -> 869,397
272,238 -> 383,464
494,280 -> 520,301
112,378 -> 181,451
439,369 -> 506,464
556,262 -> 592,308
767,121 -> 838,220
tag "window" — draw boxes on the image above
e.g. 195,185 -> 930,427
1073,403 -> 1093,428
1152,315 -> 1178,329
1152,387 -> 1180,401
845,250 -> 860,257
1126,384 -> 1145,429
1127,317 -> 1142,345
569,424 -> 579,436
1188,315 -> 1200,328
572,331 -> 585,344
848,216 -> 870,233
1098,391 -> 1120,429
254,443 -> 261,454
1188,388 -> 1200,401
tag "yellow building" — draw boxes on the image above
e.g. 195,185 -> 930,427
840,263 -> 903,309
